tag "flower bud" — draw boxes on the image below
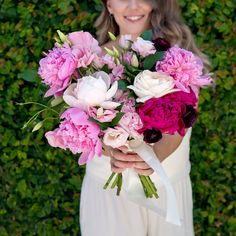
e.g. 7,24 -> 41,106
108,32 -> 117,41
57,30 -> 71,45
131,54 -> 139,67
104,47 -> 115,57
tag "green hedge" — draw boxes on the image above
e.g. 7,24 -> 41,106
0,0 -> 235,235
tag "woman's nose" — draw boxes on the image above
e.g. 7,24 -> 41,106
128,0 -> 140,9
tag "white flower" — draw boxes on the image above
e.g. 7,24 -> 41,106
63,71 -> 120,111
103,127 -> 129,148
128,70 -> 179,102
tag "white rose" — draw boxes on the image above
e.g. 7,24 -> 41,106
127,70 -> 179,102
103,127 -> 129,148
63,71 -> 120,111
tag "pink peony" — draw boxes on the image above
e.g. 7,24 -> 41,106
116,98 -> 142,138
119,111 -> 143,139
38,43 -> 77,97
131,37 -> 156,57
45,107 -> 102,165
67,31 -> 101,68
121,98 -> 136,112
156,46 -> 212,96
137,91 -> 198,136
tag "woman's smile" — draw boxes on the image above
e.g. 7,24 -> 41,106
124,15 -> 145,22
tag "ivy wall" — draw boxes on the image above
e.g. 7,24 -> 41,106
0,0 -> 235,235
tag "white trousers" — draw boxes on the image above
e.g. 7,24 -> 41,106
80,173 -> 194,236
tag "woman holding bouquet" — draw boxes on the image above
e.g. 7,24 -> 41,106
80,0 -> 210,235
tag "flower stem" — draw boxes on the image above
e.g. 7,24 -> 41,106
146,176 -> 159,199
17,102 -> 59,115
139,175 -> 149,198
116,173 -> 122,196
139,175 -> 159,199
111,174 -> 119,189
103,173 -> 123,196
103,172 -> 116,190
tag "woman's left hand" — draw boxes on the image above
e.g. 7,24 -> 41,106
118,146 -> 154,176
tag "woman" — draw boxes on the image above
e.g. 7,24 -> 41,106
80,0 -> 210,235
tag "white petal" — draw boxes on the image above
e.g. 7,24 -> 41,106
127,85 -> 153,98
101,101 -> 120,109
106,81 -> 118,100
93,71 -> 111,88
63,94 -> 81,108
136,95 -> 153,103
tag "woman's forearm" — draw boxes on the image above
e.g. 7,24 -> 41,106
153,132 -> 184,162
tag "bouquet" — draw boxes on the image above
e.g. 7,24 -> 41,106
21,30 -> 212,224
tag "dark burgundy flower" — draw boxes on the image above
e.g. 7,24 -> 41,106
143,128 -> 162,143
152,37 -> 171,51
182,105 -> 198,128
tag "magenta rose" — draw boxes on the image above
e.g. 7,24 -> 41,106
38,43 -> 77,97
137,91 -> 198,137
45,107 -> 102,165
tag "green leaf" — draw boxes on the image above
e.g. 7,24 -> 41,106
16,180 -> 27,197
20,69 -> 38,83
140,29 -> 153,41
0,227 -> 8,236
118,79 -> 130,90
110,112 -> 124,126
124,64 -> 142,80
143,51 -> 165,70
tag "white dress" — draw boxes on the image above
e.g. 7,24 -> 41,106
80,128 -> 195,236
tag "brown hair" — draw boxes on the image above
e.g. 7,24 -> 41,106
95,0 -> 211,72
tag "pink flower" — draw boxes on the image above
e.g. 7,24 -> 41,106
101,54 -> 116,69
119,35 -> 132,49
121,98 -> 136,112
103,127 -> 129,148
119,111 -> 143,139
45,108 -> 102,165
123,51 -> 133,65
110,64 -> 124,82
38,43 -> 77,97
137,91 -> 198,136
114,98 -> 143,138
67,31 -> 101,68
88,107 -> 117,122
156,46 -> 212,96
131,37 -> 156,57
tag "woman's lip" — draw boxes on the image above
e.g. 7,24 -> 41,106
124,15 -> 145,22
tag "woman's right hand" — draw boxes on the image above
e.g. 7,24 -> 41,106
109,147 -> 135,173
103,144 -> 134,173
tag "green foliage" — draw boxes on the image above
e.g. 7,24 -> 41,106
0,0 -> 235,235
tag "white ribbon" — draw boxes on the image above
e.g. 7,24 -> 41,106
124,140 -> 181,226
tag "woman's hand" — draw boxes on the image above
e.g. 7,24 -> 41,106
110,146 -> 154,176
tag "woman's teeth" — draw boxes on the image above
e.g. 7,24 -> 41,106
125,16 -> 144,22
